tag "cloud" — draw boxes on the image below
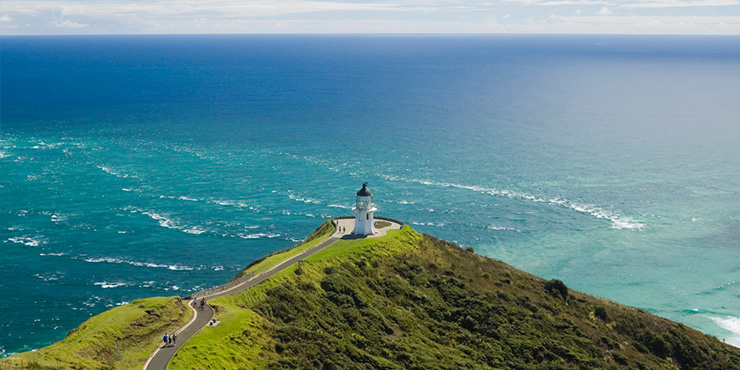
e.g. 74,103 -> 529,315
620,0 -> 740,8
1,0 -> 739,35
51,19 -> 88,28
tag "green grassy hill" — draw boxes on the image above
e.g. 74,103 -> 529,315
168,223 -> 739,370
0,296 -> 191,370
4,221 -> 739,369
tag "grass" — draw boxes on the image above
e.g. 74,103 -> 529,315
8,220 -> 740,369
168,303 -> 272,370
239,220 -> 335,276
1,296 -> 192,370
171,226 -> 740,370
168,224 -> 422,370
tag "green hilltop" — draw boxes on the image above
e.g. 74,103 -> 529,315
3,221 -> 739,370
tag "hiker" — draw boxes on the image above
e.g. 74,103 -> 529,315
172,333 -> 177,345
167,334 -> 172,346
162,333 -> 169,347
200,297 -> 205,310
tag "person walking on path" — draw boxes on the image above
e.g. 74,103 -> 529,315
200,297 -> 205,310
167,334 -> 172,346
162,333 -> 169,348
172,333 -> 177,346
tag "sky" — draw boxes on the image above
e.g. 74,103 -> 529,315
1,0 -> 739,35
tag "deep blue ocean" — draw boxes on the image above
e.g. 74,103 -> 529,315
1,34 -> 739,356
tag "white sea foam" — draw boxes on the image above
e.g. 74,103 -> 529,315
126,206 -> 210,235
379,174 -> 644,230
487,225 -> 518,231
178,196 -> 198,201
328,204 -> 351,209
97,165 -> 134,179
50,213 -> 66,222
708,315 -> 740,347
39,252 -> 67,256
7,236 -> 43,247
212,199 -> 236,206
34,273 -> 60,281
238,232 -> 282,239
83,256 -> 194,271
94,282 -> 127,289
0,150 -> 10,159
411,221 -> 445,227
288,193 -> 323,205
183,227 -> 207,235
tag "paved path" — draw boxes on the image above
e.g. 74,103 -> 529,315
143,233 -> 341,370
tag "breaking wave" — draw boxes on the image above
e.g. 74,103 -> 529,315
6,236 -> 44,247
97,165 -> 136,179
708,315 -> 740,348
94,281 -> 129,289
82,256 -> 194,271
379,174 -> 644,230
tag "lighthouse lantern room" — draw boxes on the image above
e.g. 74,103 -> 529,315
352,183 -> 377,235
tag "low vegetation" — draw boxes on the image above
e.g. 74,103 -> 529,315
170,226 -> 740,369
0,296 -> 191,370
6,221 -> 740,369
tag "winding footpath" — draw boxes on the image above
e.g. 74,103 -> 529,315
142,233 -> 342,370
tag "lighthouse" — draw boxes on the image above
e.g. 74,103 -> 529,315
352,183 -> 377,236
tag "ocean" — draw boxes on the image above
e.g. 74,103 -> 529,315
1,34 -> 739,356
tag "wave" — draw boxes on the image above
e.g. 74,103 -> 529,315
34,273 -> 61,282
97,165 -> 136,179
6,236 -> 44,247
708,315 -> 740,347
288,193 -> 323,205
379,174 -> 644,230
82,256 -> 194,271
487,225 -> 519,231
410,221 -> 445,227
0,150 -> 10,159
93,281 -> 128,289
237,232 -> 282,239
125,206 -> 212,236
328,204 -> 351,209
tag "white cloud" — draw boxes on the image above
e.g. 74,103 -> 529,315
1,0 -> 739,35
51,19 -> 89,28
621,0 -> 740,8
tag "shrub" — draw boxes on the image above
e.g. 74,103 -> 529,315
544,279 -> 569,300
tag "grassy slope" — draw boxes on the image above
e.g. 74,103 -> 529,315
1,296 -> 191,370
170,226 -> 740,370
5,221 -> 739,370
168,225 -> 421,369
237,220 -> 335,277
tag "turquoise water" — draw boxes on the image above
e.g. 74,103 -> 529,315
2,35 -> 739,356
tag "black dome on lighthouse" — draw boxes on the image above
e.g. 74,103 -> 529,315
356,183 -> 373,197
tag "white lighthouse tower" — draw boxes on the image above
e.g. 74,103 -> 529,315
352,183 -> 377,236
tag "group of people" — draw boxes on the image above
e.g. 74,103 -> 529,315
338,226 -> 347,233
162,333 -> 177,347
191,297 -> 206,310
